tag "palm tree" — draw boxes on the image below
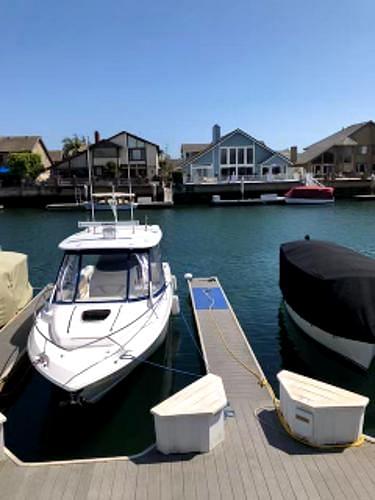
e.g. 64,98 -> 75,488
62,135 -> 86,158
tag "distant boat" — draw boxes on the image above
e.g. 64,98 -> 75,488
280,239 -> 375,369
285,176 -> 334,204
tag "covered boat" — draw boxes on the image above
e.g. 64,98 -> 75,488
0,252 -> 33,328
280,240 -> 375,369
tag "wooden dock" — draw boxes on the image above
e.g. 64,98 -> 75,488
1,277 -> 375,498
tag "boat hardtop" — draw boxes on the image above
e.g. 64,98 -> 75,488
59,223 -> 162,251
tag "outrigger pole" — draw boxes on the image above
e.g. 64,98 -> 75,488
87,137 -> 95,221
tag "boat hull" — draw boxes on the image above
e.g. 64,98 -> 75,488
285,198 -> 334,205
78,319 -> 170,403
285,302 -> 375,369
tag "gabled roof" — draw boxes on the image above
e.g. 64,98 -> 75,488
297,121 -> 373,165
0,136 -> 41,152
49,149 -> 63,163
180,128 -> 291,167
181,143 -> 210,154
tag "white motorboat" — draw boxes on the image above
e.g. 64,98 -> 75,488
280,239 -> 375,369
27,218 -> 179,403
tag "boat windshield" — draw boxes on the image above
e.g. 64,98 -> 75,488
54,248 -> 164,303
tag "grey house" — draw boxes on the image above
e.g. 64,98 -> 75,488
53,131 -> 160,183
181,125 -> 292,183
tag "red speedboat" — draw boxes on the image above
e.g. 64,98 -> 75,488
285,184 -> 334,204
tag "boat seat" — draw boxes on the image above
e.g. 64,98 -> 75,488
89,269 -> 127,299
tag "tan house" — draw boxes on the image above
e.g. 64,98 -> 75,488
0,136 -> 52,170
53,130 -> 160,182
296,121 -> 375,177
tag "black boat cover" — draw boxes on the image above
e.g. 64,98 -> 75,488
280,240 -> 375,344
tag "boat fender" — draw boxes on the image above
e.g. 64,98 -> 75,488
172,295 -> 180,316
172,275 -> 178,292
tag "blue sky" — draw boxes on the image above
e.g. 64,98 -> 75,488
1,0 -> 374,156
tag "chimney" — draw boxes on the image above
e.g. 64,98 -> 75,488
212,124 -> 221,143
94,130 -> 101,143
290,146 -> 298,164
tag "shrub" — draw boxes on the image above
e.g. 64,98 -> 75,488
8,153 -> 44,180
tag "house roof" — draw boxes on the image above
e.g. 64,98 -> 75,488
49,149 -> 63,163
297,121 -> 373,165
181,143 -> 210,154
180,128 -> 291,168
0,136 -> 41,152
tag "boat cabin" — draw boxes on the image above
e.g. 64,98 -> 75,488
54,224 -> 165,304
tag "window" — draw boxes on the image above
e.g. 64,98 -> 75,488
129,148 -> 145,161
55,254 -> 79,303
229,148 -> 236,164
356,163 -> 366,173
238,167 -> 253,175
272,166 -> 281,175
220,148 -> 228,164
323,152 -> 334,163
150,245 -> 165,294
238,148 -> 244,164
360,146 -> 368,155
128,136 -> 145,148
246,148 -> 253,164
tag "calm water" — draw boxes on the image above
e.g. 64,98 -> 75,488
2,202 -> 375,461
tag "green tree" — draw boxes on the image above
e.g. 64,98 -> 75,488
8,153 -> 44,180
62,134 -> 86,158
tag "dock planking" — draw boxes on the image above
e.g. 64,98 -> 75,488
1,276 -> 375,498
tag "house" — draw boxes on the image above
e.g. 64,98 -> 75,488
53,131 -> 160,182
181,125 -> 292,183
0,136 -> 52,170
296,121 -> 375,177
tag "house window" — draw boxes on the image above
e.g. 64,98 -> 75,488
237,148 -> 244,164
220,148 -> 228,164
356,164 -> 366,173
360,146 -> 368,155
229,149 -> 236,164
322,152 -> 334,163
128,136 -> 145,148
129,148 -> 145,161
272,166 -> 281,175
238,167 -> 253,176
246,148 -> 253,164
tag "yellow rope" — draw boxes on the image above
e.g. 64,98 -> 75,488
204,287 -> 367,450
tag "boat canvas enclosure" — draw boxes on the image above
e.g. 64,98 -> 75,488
280,240 -> 375,344
0,252 -> 33,327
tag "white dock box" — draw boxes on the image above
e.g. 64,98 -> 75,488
277,370 -> 369,446
151,374 -> 227,454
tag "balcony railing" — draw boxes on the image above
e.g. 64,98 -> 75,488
184,173 -> 298,184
